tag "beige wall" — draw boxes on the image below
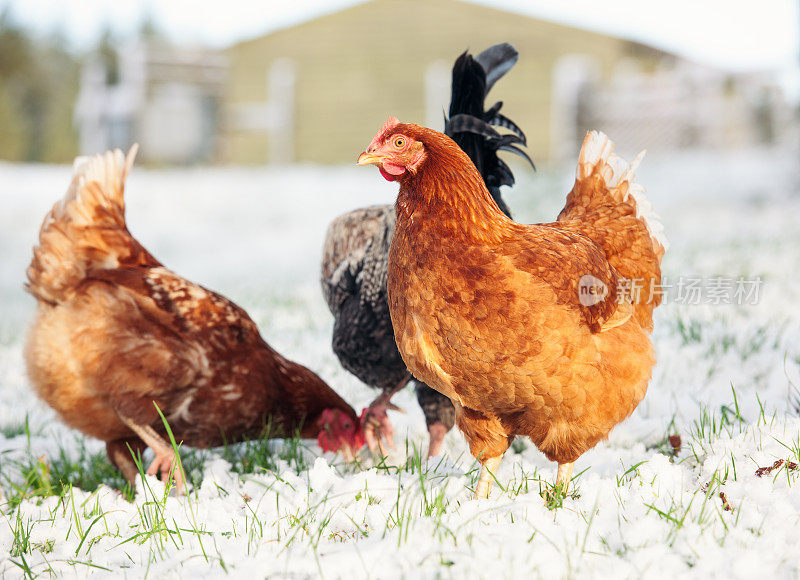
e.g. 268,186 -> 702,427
223,0 -> 665,165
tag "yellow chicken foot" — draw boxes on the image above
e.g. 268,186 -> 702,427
474,455 -> 503,499
555,462 -> 574,495
119,417 -> 186,493
364,371 -> 411,454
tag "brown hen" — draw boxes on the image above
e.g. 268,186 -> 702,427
358,119 -> 666,498
25,147 -> 362,492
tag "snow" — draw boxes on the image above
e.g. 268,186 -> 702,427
0,147 -> 799,578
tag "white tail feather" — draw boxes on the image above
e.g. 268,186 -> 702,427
577,131 -> 668,253
57,144 -> 139,225
26,144 -> 140,304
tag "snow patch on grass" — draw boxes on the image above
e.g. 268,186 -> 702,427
0,150 -> 798,577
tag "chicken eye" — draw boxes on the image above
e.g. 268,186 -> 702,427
394,137 -> 405,148
343,421 -> 352,430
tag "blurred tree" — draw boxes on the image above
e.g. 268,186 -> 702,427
96,26 -> 120,86
0,83 -> 27,160
0,8 -> 79,162
0,8 -> 34,161
138,10 -> 164,43
39,28 -> 80,162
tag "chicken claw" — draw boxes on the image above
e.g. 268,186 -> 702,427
363,400 -> 402,454
362,373 -> 411,455
118,416 -> 186,494
146,447 -> 186,493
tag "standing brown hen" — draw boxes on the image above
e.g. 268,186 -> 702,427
321,43 -> 532,458
25,147 -> 363,492
358,119 -> 666,498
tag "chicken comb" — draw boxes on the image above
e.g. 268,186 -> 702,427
368,117 -> 401,150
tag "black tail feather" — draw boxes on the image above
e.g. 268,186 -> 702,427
446,114 -> 503,140
499,143 -> 536,170
447,51 -> 487,120
443,43 -> 534,218
474,42 -> 518,96
489,112 -> 527,145
492,158 -> 515,189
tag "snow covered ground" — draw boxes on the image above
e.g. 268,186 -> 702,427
0,146 -> 798,578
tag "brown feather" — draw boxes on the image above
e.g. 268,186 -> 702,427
25,147 -> 358,478
380,123 -> 662,465
320,204 -> 392,311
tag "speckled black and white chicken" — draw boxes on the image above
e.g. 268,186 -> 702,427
320,43 -> 534,456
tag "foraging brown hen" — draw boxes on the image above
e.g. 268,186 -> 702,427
358,119 -> 666,498
25,147 -> 362,492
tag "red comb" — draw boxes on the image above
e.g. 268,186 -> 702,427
368,117 -> 400,151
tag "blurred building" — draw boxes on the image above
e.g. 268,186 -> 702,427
74,41 -> 227,164
222,0 -> 671,165
569,60 -> 795,160
221,0 -> 795,166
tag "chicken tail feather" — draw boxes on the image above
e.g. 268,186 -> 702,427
559,131 -> 666,329
473,42 -> 518,97
25,145 -> 154,304
444,43 -> 533,219
574,131 -> 668,258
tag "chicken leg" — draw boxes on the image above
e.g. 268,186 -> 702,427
415,382 -> 455,458
363,371 -> 411,454
119,416 -> 186,493
426,422 -> 448,458
106,437 -> 148,486
474,455 -> 503,499
555,462 -> 574,495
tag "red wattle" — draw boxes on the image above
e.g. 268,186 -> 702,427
382,162 -> 406,175
317,430 -> 332,452
379,163 -> 406,181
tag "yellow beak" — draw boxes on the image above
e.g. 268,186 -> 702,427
357,151 -> 387,166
